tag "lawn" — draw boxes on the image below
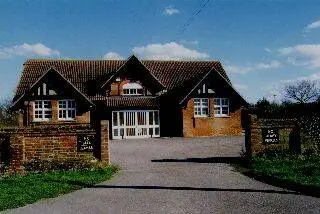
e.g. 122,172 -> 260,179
241,154 -> 320,196
0,166 -> 119,211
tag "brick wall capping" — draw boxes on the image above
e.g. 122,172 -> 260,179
0,124 -> 94,135
251,117 -> 297,128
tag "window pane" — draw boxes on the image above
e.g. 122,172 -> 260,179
149,112 -> 154,125
113,112 -> 118,126
202,99 -> 208,106
194,107 -> 201,115
155,127 -> 160,135
154,111 -> 159,125
71,110 -> 75,118
119,112 -> 124,126
137,89 -> 143,95
194,99 -> 200,106
222,99 -> 229,105
214,98 -> 220,105
202,108 -> 209,115
149,128 -> 153,136
222,107 -> 229,115
35,101 -> 41,109
214,107 -> 221,115
43,101 -> 51,108
113,129 -> 118,136
120,128 -> 124,136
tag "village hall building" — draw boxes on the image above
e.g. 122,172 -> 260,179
12,55 -> 247,139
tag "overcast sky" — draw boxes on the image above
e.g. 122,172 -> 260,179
1,0 -> 320,103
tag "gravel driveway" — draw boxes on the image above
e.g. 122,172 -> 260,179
7,136 -> 320,214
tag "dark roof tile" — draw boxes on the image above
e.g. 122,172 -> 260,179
15,59 -> 231,100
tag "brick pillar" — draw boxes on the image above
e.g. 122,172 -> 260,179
245,114 -> 258,157
18,112 -> 24,127
9,134 -> 25,170
52,100 -> 58,122
100,120 -> 110,164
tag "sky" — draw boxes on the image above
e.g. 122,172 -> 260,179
1,0 -> 320,103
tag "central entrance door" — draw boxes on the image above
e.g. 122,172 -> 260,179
112,110 -> 160,139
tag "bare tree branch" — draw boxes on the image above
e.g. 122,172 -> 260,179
284,80 -> 320,104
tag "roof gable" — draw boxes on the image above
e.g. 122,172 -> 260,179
101,55 -> 166,93
12,67 -> 94,109
179,64 -> 247,106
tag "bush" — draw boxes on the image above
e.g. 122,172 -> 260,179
0,98 -> 18,128
255,148 -> 292,158
22,157 -> 108,173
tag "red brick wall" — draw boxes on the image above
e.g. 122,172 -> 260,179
4,124 -> 108,170
23,135 -> 79,161
182,98 -> 243,137
246,115 -> 295,155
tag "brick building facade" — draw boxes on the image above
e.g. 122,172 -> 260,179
12,55 -> 247,139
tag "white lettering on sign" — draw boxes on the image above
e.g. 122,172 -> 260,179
78,136 -> 94,152
263,128 -> 279,144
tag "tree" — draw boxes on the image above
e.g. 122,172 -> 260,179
284,80 -> 320,104
0,98 -> 18,128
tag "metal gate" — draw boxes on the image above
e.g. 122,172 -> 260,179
112,110 -> 160,139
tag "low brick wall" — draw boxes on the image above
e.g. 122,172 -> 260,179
245,115 -> 296,155
0,121 -> 110,170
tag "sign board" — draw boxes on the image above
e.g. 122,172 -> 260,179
262,128 -> 279,144
77,135 -> 94,152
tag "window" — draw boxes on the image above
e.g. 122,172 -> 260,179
194,98 -> 209,117
122,83 -> 143,95
58,100 -> 76,120
34,100 -> 52,121
214,98 -> 229,117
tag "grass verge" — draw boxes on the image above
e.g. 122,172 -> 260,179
0,165 -> 119,211
236,154 -> 320,197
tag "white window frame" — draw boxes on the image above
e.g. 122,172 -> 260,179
214,98 -> 229,117
122,83 -> 143,96
58,100 -> 76,121
33,100 -> 52,122
194,98 -> 209,117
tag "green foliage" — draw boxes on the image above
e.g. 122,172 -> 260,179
0,98 -> 18,128
250,153 -> 320,188
22,157 -> 109,173
0,166 -> 118,211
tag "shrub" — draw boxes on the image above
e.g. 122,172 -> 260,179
255,148 -> 292,158
22,157 -> 108,173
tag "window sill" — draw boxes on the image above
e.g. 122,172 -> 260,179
33,120 -> 52,122
214,115 -> 230,118
58,119 -> 76,122
194,115 -> 209,118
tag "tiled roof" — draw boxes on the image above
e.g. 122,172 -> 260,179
102,96 -> 159,108
15,58 -> 231,100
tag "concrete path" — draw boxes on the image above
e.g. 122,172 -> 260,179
6,137 -> 320,214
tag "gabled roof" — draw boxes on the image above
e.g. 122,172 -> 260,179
14,56 -> 237,104
179,64 -> 247,106
12,67 -> 94,109
101,55 -> 166,93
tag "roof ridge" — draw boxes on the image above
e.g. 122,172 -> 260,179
24,59 -> 220,63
